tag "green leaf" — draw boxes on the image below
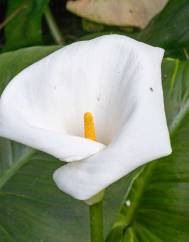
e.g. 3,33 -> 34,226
4,0 -> 49,51
0,138 -> 32,177
0,151 -> 90,242
0,145 -> 134,242
138,0 -> 189,51
106,58 -> 189,241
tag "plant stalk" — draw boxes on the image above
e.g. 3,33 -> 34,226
44,6 -> 64,45
89,201 -> 104,242
0,2 -> 27,30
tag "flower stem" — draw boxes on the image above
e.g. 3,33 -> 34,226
89,201 -> 104,242
44,6 -> 64,45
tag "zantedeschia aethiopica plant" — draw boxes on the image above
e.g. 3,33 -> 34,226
0,35 -> 171,202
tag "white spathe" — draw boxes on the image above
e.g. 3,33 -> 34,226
0,35 -> 171,200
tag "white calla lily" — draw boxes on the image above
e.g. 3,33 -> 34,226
0,35 -> 171,201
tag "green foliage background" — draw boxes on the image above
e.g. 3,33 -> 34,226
0,0 -> 189,241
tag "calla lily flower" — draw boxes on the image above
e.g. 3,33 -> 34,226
0,35 -> 171,201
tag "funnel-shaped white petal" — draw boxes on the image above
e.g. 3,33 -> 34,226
0,35 -> 171,200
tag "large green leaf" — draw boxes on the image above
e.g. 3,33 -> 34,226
106,58 -> 189,241
0,150 -> 90,242
4,0 -> 49,51
0,146 -> 136,242
0,47 -> 189,242
138,0 -> 189,51
0,138 -> 32,178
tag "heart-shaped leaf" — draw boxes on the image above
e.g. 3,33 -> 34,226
138,0 -> 189,51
